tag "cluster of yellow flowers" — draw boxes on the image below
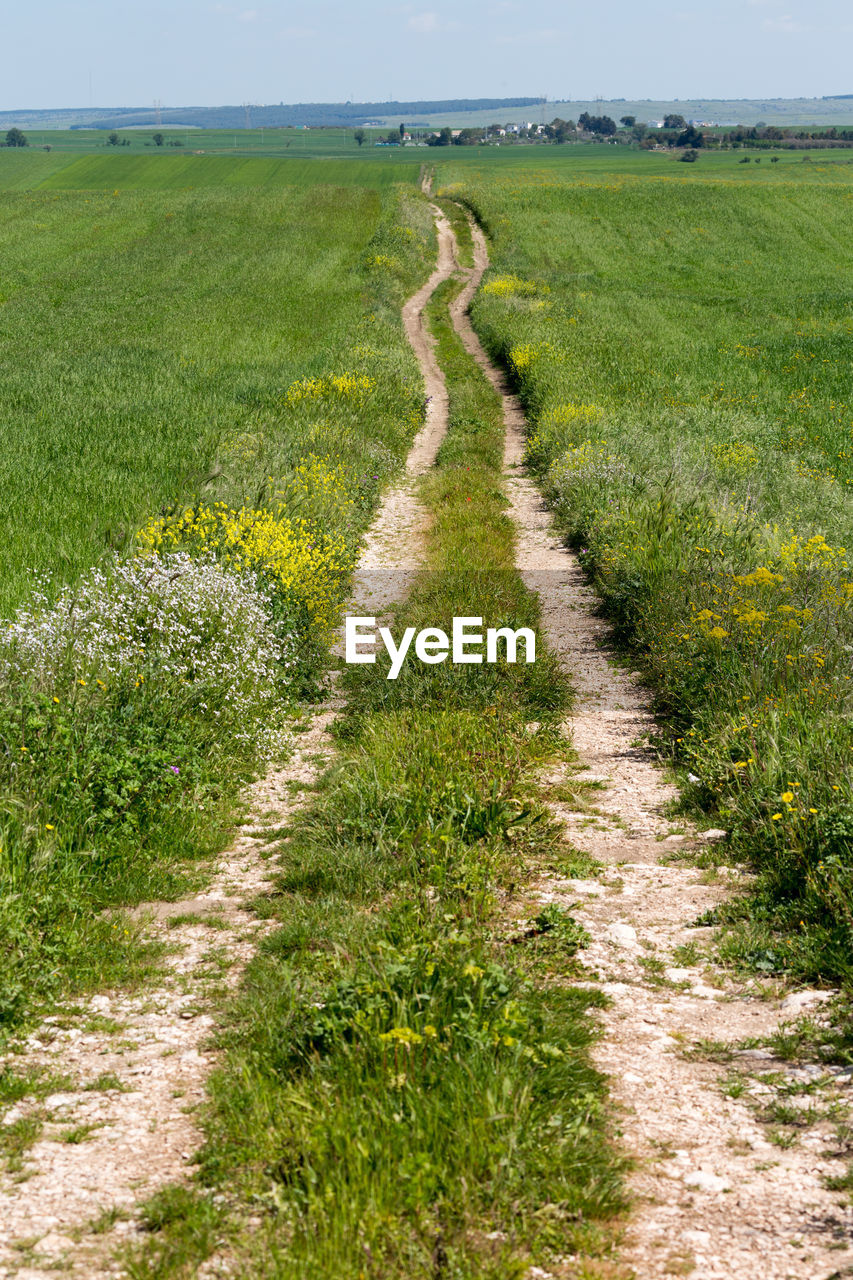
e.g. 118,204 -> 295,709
711,439 -> 759,472
137,497 -> 356,638
279,453 -> 356,515
366,252 -> 402,273
481,274 -> 547,299
281,372 -> 376,408
542,401 -> 603,429
508,341 -> 553,376
778,531 -> 848,572
684,535 -> 853,654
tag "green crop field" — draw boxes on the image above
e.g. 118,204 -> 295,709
0,149 -> 420,191
433,141 -> 853,182
0,181 -> 428,608
5,125 -> 402,156
449,157 -> 853,981
0,175 -> 434,1034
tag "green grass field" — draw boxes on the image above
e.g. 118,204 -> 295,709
2,137 -> 852,1267
434,142 -> 853,183
6,126 -> 406,156
0,150 -> 420,191
453,159 -> 853,981
0,175 -> 434,1036
5,128 -> 853,195
0,182 -> 429,611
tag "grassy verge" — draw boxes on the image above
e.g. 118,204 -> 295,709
132,276 -> 624,1275
0,186 -> 436,1041
458,169 -> 853,988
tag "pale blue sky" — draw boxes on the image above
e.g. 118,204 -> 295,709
5,0 -> 850,110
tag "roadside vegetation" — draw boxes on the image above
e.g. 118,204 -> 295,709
132,271 -> 624,1278
457,167 -> 853,985
0,182 -> 434,1037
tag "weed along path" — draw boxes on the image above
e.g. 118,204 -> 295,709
446,206 -> 853,1279
0,210 -> 460,1280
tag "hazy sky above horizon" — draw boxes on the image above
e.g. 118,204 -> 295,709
5,0 -> 850,111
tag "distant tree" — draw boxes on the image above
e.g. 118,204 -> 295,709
771,155 -> 780,163
399,122 -> 405,139
548,117 -> 575,143
426,127 -> 453,147
664,113 -> 686,129
384,130 -> 399,144
578,112 -> 616,137
453,127 -> 481,146
152,132 -> 164,147
676,125 -> 704,149
107,131 -> 119,146
5,127 -> 27,148
679,148 -> 699,163
631,123 -> 648,141
620,115 -> 636,128
353,128 -> 366,147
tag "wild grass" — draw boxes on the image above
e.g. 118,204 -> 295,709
459,166 -> 853,984
0,183 -> 429,613
0,183 -> 435,1038
31,153 -> 420,191
133,275 -> 624,1276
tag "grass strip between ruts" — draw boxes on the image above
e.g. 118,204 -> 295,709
128,274 -> 626,1276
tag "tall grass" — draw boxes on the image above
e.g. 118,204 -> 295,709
0,183 -> 436,1036
31,153 -> 421,191
460,169 -> 853,983
0,183 -> 430,613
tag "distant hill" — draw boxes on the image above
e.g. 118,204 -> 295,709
0,99 -> 544,131
3,95 -> 852,133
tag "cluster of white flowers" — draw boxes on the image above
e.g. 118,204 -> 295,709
1,552 -> 294,761
548,443 -> 630,499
